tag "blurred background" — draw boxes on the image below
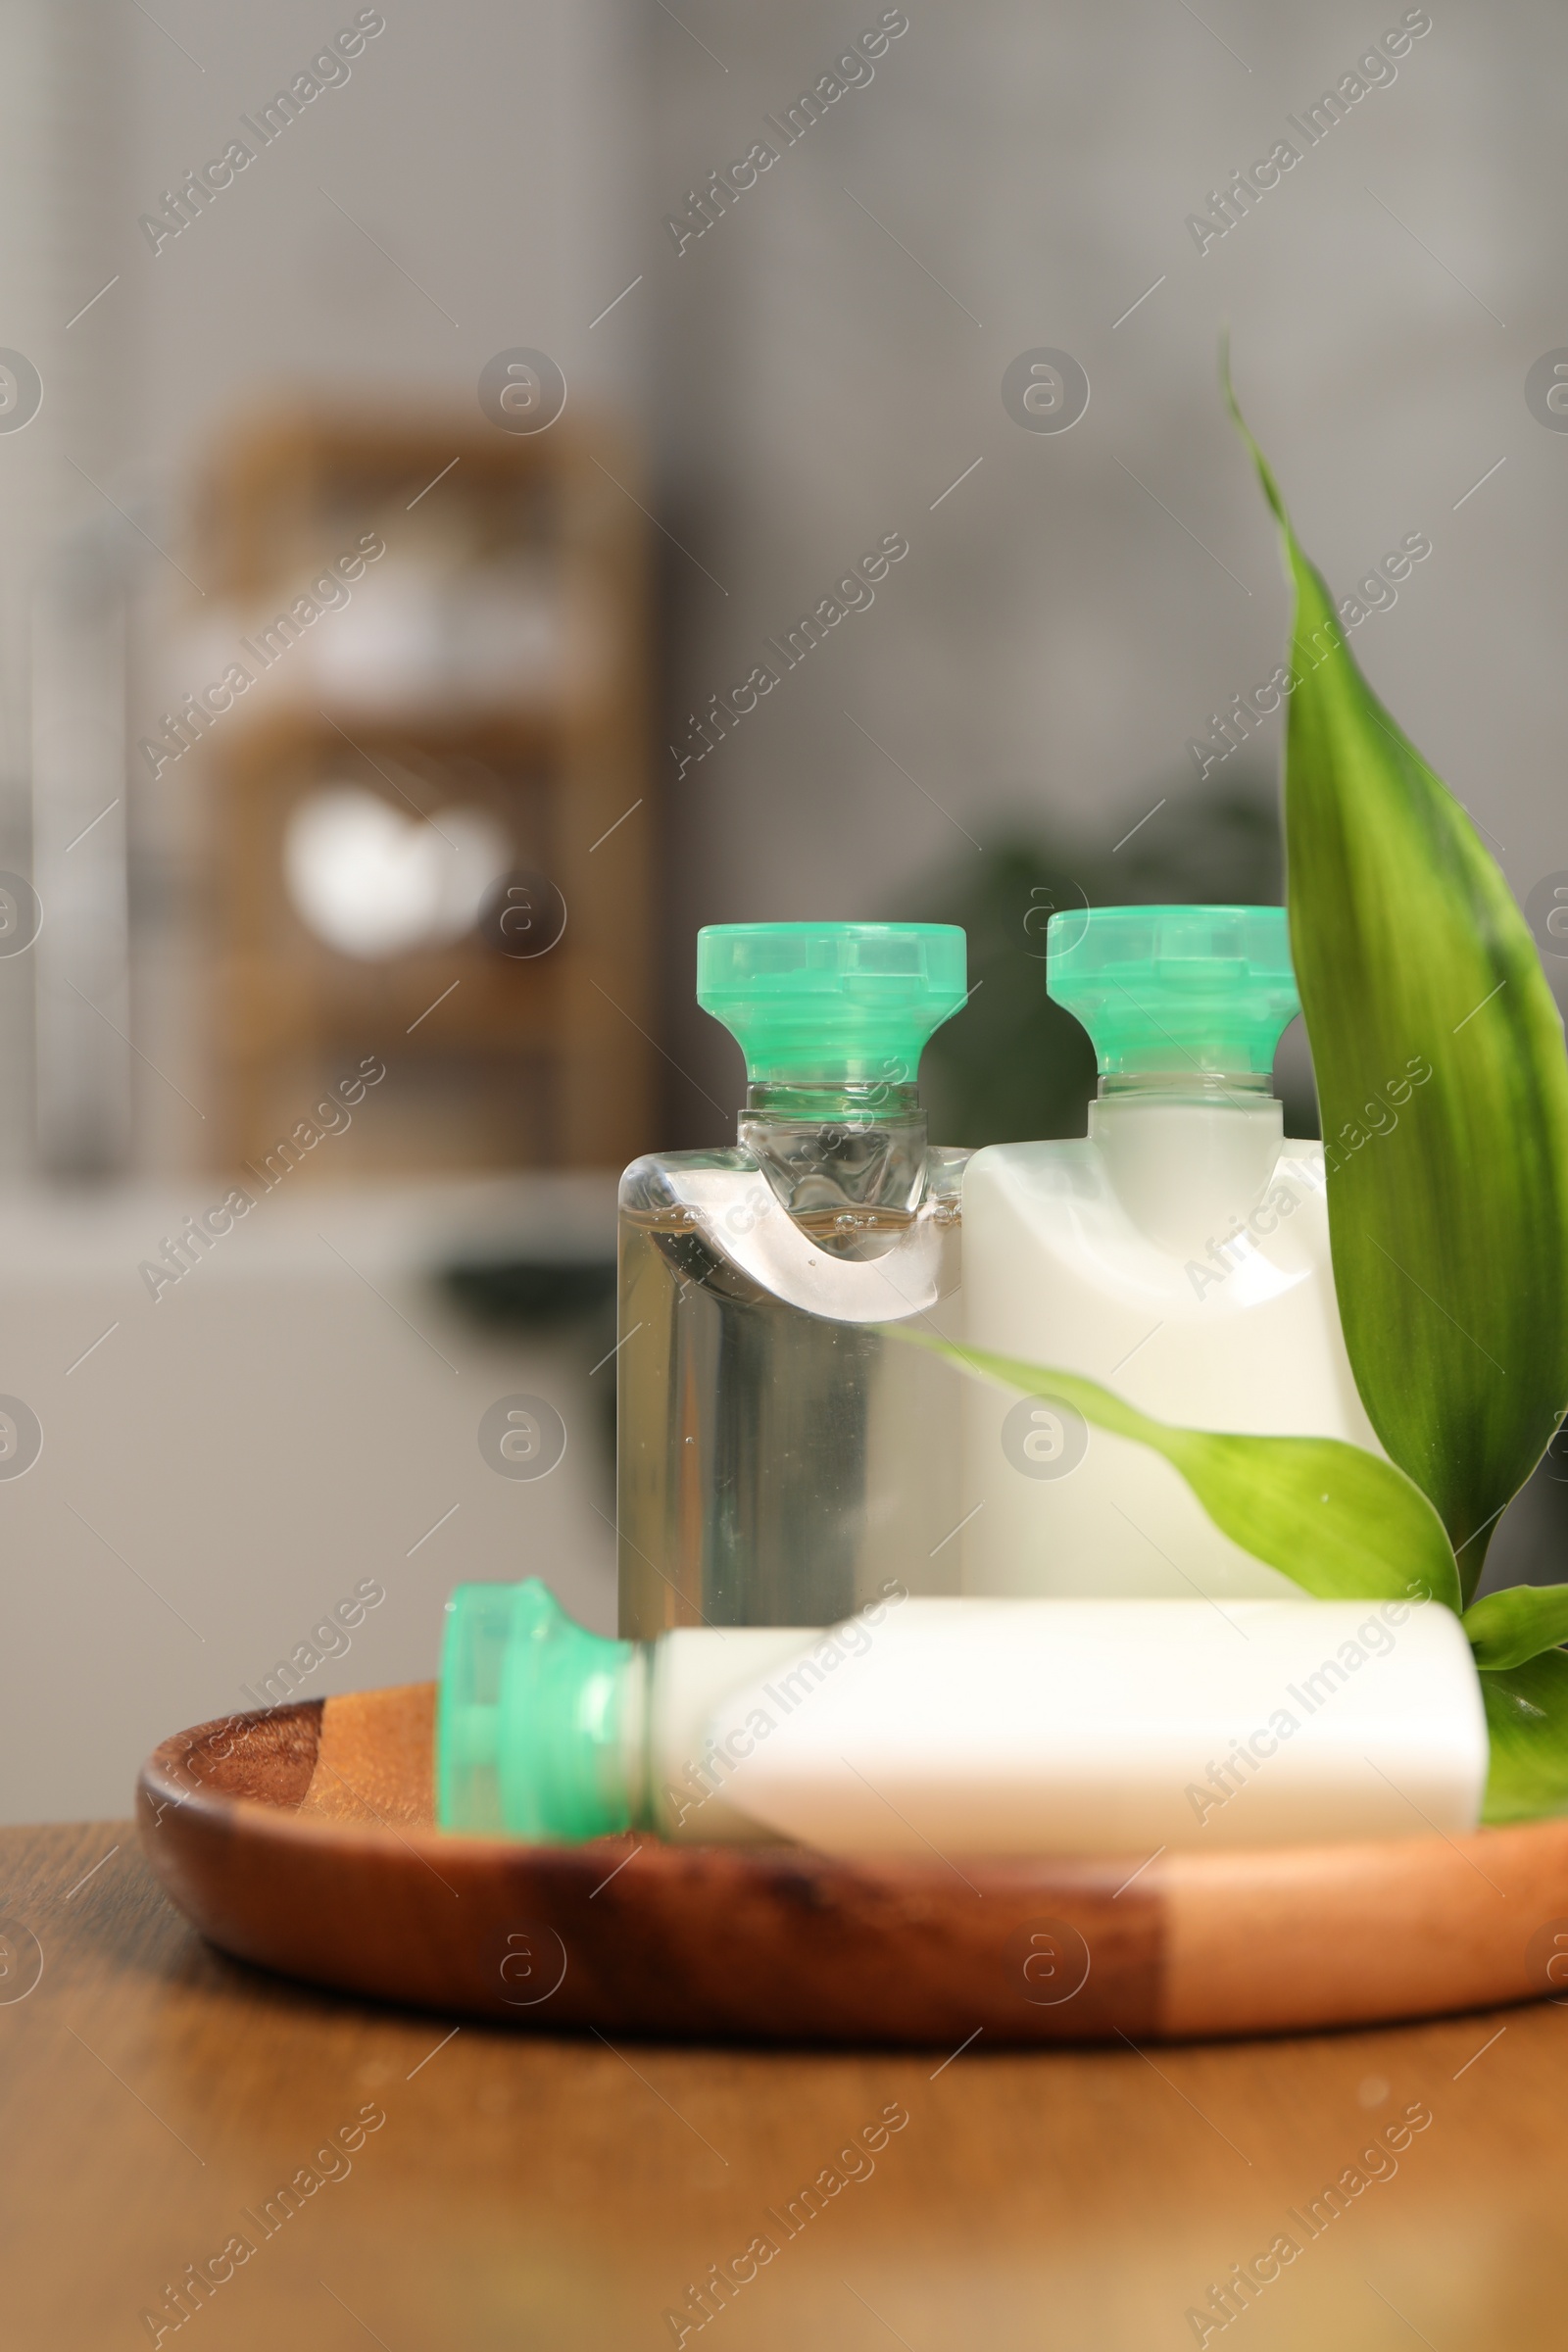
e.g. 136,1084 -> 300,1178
0,0 -> 1564,1817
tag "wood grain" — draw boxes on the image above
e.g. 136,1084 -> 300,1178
134,1686 -> 1568,2045
4,1818 -> 1568,2348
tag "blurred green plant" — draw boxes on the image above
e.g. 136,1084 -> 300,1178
1226,372 -> 1568,1821
901,776 -> 1308,1149
1227,384 -> 1568,1584
894,1325 -> 1555,1820
896,375 -> 1568,1826
900,1332 -> 1460,1610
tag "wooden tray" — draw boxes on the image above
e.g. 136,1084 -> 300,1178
137,1685 -> 1568,2045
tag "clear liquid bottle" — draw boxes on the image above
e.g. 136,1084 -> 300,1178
617,921 -> 970,1635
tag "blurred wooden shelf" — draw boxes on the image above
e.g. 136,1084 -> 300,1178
194,408 -> 654,1178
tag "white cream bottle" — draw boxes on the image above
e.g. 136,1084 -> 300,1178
698,1595 -> 1485,1855
960,905 -> 1417,1600
435,1581 -> 1488,1856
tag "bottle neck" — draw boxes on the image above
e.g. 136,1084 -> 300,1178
737,1081 -> 928,1247
1087,1070 -> 1285,1257
1097,1070 -> 1274,1105
743,1080 -> 923,1121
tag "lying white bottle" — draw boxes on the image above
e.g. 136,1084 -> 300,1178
961,905 -> 1420,1600
436,1582 -> 1488,1856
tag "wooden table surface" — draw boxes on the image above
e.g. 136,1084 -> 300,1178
4,1821 -> 1566,2350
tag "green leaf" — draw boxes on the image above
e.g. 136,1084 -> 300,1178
1225,367 -> 1568,1592
890,1329 -> 1461,1612
1480,1651 -> 1568,1822
1462,1584 -> 1568,1672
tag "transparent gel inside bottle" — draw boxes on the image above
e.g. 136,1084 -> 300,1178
617,922 -> 970,1635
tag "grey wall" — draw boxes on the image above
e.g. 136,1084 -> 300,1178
0,0 -> 656,1174
0,0 -> 1564,1812
644,0 -> 1568,1134
5,1 -> 1562,1155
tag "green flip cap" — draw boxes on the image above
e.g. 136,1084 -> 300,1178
437,1579 -> 640,1840
1047,904 -> 1299,1077
697,921 -> 967,1085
